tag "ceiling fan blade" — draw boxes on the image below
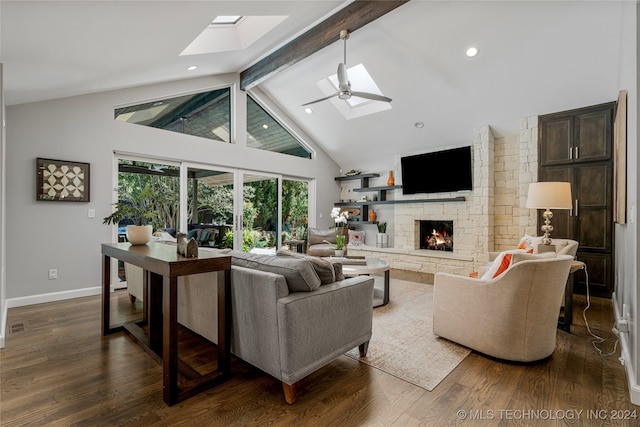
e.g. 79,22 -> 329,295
350,91 -> 392,103
337,63 -> 350,92
302,92 -> 339,106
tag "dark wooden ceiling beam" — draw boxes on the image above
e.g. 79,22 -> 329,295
239,0 -> 409,90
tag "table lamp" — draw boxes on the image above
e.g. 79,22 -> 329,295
525,182 -> 573,245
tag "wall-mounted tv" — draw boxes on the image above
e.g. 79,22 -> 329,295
401,146 -> 473,195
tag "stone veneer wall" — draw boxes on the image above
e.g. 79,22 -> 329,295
349,117 -> 539,276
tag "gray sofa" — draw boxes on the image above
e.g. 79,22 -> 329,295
129,247 -> 374,404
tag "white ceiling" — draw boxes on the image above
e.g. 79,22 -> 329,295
1,1 -> 626,172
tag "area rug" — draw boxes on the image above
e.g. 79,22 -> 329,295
345,278 -> 471,391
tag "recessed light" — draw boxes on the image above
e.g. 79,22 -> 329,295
262,124 -> 269,129
305,108 -> 313,114
414,122 -> 424,128
187,65 -> 198,71
465,47 -> 479,58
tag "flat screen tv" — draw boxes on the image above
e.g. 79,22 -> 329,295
401,146 -> 472,195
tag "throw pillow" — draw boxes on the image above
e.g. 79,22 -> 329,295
229,250 -> 321,292
276,250 -> 336,285
480,249 -> 526,280
333,262 -> 345,281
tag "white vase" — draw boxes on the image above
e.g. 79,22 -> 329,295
126,225 -> 153,245
376,233 -> 388,248
334,249 -> 345,257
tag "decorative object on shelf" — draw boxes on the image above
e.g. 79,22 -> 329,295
349,229 -> 365,246
176,233 -> 198,257
36,157 -> 90,202
342,208 -> 360,218
369,209 -> 377,222
345,169 -> 361,176
387,170 -> 395,186
377,221 -> 388,248
525,182 -> 572,245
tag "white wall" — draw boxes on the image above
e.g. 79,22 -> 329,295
5,74 -> 341,303
613,0 -> 640,405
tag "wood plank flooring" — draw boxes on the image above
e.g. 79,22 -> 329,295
1,274 -> 637,426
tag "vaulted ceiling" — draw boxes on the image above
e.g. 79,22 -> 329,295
1,1 -> 625,171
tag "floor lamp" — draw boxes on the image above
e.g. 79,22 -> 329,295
525,182 -> 573,245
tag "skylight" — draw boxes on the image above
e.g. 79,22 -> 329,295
181,16 -> 288,56
211,16 -> 243,25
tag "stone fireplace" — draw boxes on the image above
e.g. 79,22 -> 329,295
418,220 -> 454,251
348,120 -> 540,277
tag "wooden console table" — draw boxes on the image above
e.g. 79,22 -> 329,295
101,242 -> 232,406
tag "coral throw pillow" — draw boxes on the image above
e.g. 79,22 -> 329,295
493,253 -> 513,278
481,249 -> 525,280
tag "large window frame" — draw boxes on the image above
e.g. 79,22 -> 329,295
112,153 -> 312,254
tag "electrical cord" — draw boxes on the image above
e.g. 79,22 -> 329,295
580,264 -> 620,357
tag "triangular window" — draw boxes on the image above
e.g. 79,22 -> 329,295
247,95 -> 312,159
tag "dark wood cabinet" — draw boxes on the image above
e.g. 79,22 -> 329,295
538,102 -> 615,298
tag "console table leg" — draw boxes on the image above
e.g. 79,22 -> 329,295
102,254 -> 111,335
217,270 -> 232,376
383,270 -> 390,305
163,276 -> 179,406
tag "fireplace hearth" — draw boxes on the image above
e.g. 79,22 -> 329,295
419,220 -> 454,251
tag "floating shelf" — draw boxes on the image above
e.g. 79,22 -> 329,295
353,185 -> 402,192
335,197 -> 466,207
335,173 -> 466,223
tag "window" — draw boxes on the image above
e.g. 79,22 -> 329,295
246,95 -> 312,159
114,88 -> 231,142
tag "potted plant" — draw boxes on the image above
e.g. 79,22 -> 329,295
328,207 -> 349,256
377,221 -> 388,248
103,185 -> 157,245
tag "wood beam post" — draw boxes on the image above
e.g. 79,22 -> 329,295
240,0 -> 410,90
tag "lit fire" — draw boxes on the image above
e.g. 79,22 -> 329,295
432,229 -> 447,245
425,229 -> 452,251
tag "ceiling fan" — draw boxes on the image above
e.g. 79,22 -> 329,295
302,30 -> 392,106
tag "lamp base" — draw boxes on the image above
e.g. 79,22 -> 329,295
541,209 -> 554,245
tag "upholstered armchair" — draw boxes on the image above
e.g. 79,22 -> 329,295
306,227 -> 349,257
433,254 -> 574,362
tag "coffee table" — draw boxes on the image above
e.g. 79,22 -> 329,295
342,258 -> 390,307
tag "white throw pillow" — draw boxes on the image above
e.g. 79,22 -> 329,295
481,249 -> 526,280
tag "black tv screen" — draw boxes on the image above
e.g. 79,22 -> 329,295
401,146 -> 473,195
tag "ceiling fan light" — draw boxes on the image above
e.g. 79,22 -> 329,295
338,91 -> 351,100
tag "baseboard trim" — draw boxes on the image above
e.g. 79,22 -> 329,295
612,292 -> 640,406
6,286 -> 102,309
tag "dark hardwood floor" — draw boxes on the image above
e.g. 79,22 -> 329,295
1,273 -> 636,426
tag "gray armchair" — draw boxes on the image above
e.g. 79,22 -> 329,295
306,227 -> 349,257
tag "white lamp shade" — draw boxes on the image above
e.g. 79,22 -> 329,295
526,182 -> 573,209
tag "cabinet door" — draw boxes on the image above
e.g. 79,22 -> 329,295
574,252 -> 612,298
539,115 -> 573,166
574,162 -> 612,252
573,104 -> 613,163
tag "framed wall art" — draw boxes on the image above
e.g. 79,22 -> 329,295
614,89 -> 627,224
36,158 -> 90,202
